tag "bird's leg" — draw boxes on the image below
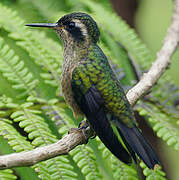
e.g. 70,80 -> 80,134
78,120 -> 97,139
69,120 -> 96,144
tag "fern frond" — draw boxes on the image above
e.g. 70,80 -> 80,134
97,138 -> 111,160
0,169 -> 17,180
0,37 -> 38,99
40,99 -> 103,179
42,99 -> 72,133
28,97 -> 73,136
137,76 -> 179,151
0,95 -> 18,118
138,101 -> 179,150
11,105 -> 57,146
97,137 -> 138,180
0,119 -> 48,179
111,156 -> 138,180
0,118 -> 76,179
70,145 -> 102,180
149,76 -> 179,125
95,137 -> 138,180
66,0 -> 86,12
26,0 -> 68,20
33,156 -> 77,180
0,95 -> 18,109
0,3 -> 62,93
140,162 -> 166,180
10,102 -> 78,179
0,118 -> 32,152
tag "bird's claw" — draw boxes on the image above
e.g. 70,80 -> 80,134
78,120 -> 89,129
78,120 -> 96,139
68,120 -> 96,144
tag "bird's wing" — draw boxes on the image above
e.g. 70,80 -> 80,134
71,63 -> 159,169
71,64 -> 132,164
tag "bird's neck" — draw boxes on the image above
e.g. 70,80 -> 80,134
63,40 -> 95,64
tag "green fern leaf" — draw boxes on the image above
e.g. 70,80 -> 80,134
70,146 -> 102,180
0,3 -> 62,93
0,121 -> 54,180
0,118 -> 32,152
140,162 -> 166,180
0,37 -> 38,99
0,169 -> 17,180
97,137 -> 138,180
10,102 -> 78,179
138,101 -> 179,150
0,95 -> 18,118
41,99 -> 103,179
111,156 -> 138,180
26,0 -> 68,20
11,108 -> 57,145
0,118 -> 50,179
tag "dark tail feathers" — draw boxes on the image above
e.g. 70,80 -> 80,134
88,108 -> 132,164
116,120 -> 159,169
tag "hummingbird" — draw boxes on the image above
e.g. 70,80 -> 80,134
26,12 -> 159,169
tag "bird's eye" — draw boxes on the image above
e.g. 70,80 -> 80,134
68,22 -> 75,29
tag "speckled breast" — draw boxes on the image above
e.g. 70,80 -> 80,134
61,58 -> 84,118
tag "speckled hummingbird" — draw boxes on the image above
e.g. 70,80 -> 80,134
26,12 -> 159,169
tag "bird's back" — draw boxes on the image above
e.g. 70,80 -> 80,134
82,44 -> 135,127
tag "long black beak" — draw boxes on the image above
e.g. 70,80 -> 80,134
25,23 -> 59,29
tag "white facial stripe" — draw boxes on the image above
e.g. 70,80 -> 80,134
72,19 -> 89,38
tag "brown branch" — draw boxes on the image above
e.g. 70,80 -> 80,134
127,0 -> 179,106
0,130 -> 90,169
0,0 -> 179,170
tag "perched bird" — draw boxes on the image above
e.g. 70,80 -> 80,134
26,12 -> 159,169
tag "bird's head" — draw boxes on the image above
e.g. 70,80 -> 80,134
26,12 -> 100,47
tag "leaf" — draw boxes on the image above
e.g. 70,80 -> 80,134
0,37 -> 38,99
0,169 -> 17,180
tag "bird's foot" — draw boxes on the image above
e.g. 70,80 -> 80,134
69,120 -> 96,144
78,120 -> 96,139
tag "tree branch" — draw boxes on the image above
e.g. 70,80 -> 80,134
127,0 -> 179,106
0,0 -> 179,170
0,129 -> 90,169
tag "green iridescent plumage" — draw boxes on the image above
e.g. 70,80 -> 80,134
72,44 -> 134,127
26,12 -> 159,169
